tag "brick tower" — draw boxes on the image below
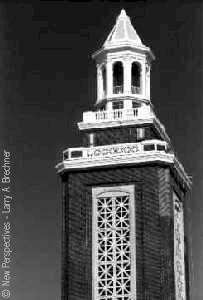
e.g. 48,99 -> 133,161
56,9 -> 191,300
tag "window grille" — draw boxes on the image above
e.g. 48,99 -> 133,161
92,186 -> 136,300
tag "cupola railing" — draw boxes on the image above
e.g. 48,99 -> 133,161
131,86 -> 141,94
113,85 -> 123,94
82,106 -> 153,124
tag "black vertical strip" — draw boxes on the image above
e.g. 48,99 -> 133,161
184,188 -> 192,300
140,187 -> 145,300
86,186 -> 92,300
61,174 -> 69,300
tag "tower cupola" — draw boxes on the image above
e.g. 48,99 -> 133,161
93,9 -> 155,110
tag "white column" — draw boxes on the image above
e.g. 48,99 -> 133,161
141,62 -> 146,98
107,61 -> 113,97
146,63 -> 151,99
97,65 -> 102,102
124,59 -> 131,95
106,100 -> 112,111
89,133 -> 94,147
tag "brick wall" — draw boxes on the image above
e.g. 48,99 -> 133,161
170,171 -> 191,300
60,163 -> 189,300
82,125 -> 160,147
158,168 -> 174,299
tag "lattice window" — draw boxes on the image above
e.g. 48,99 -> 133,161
92,186 -> 136,300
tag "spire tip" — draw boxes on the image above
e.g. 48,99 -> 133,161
119,9 -> 127,18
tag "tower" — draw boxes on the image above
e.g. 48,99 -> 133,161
56,9 -> 191,300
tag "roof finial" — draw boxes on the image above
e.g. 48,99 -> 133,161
118,9 -> 128,19
120,9 -> 127,17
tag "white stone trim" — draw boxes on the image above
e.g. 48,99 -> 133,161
56,151 -> 191,188
107,61 -> 113,97
173,192 -> 186,300
78,117 -> 154,130
81,105 -> 153,125
97,65 -> 102,101
56,151 -> 174,171
92,185 -> 136,300
174,157 -> 192,188
63,140 -> 167,161
124,60 -> 131,94
92,44 -> 155,62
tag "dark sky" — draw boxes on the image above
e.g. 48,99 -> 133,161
0,1 -> 202,299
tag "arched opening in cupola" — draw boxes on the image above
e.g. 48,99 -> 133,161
101,65 -> 107,96
131,62 -> 141,94
113,61 -> 123,94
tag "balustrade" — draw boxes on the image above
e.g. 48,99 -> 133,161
131,85 -> 141,94
113,85 -> 123,94
63,140 -> 167,161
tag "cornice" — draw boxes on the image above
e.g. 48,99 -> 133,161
56,152 -> 173,172
78,117 -> 154,130
56,151 -> 191,189
56,151 -> 191,190
92,44 -> 155,62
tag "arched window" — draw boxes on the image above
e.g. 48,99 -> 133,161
131,62 -> 141,94
113,61 -> 123,94
101,66 -> 106,96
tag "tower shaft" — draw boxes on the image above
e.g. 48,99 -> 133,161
57,9 -> 191,300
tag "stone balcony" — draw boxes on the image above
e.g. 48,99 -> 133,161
63,140 -> 168,162
56,139 -> 191,189
82,105 -> 153,124
56,139 -> 175,174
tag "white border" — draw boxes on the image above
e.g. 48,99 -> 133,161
173,192 -> 186,300
56,152 -> 191,189
92,185 -> 136,300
